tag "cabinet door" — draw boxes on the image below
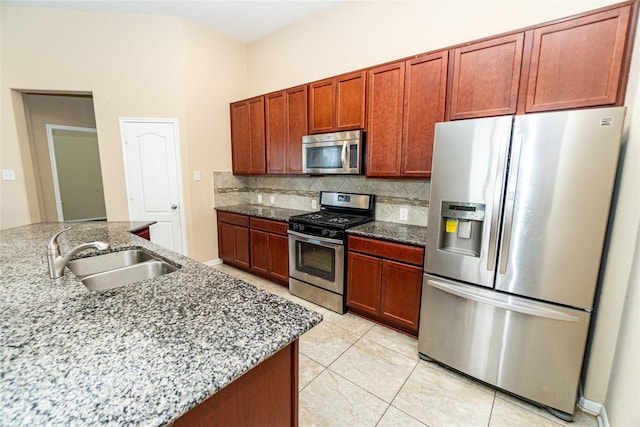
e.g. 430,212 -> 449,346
449,33 -> 524,120
250,229 -> 270,275
265,91 -> 287,174
248,97 -> 266,174
218,221 -> 236,262
234,226 -> 250,268
309,79 -> 335,134
230,97 -> 266,175
285,86 -> 308,174
230,101 -> 251,174
402,52 -> 448,177
270,233 -> 290,284
525,5 -> 632,112
346,252 -> 382,316
380,260 -> 423,333
336,71 -> 367,131
366,62 -> 405,177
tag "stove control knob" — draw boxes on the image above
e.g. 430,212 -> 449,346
321,229 -> 328,236
329,230 -> 339,238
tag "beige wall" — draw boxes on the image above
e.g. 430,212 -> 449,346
245,0 -> 639,418
1,6 -> 245,261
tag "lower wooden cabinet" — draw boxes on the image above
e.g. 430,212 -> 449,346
133,227 -> 151,240
250,217 -> 289,285
347,235 -> 424,335
216,210 -> 290,286
217,211 -> 250,269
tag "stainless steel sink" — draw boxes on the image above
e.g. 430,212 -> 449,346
67,249 -> 156,278
80,260 -> 178,291
66,249 -> 179,291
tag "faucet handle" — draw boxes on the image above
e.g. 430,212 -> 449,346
47,227 -> 72,254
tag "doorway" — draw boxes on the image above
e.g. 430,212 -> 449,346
46,124 -> 107,221
23,93 -> 104,222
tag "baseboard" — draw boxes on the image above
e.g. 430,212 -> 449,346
578,396 -> 609,427
204,259 -> 223,267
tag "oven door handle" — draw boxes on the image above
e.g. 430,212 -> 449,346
288,230 -> 344,246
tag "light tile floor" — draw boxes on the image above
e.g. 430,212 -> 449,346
212,264 -> 599,427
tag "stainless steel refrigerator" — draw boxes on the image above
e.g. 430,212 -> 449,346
418,107 -> 626,420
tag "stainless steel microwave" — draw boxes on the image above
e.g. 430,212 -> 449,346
302,130 -> 364,174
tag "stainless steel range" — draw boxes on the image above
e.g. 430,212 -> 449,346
288,191 -> 375,314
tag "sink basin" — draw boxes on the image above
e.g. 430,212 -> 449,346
67,249 -> 156,278
81,260 -> 178,291
66,248 -> 179,291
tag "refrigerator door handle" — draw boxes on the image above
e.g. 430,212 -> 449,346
487,134 -> 510,272
427,278 -> 580,322
499,134 -> 523,275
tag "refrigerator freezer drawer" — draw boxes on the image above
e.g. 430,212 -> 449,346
418,274 -> 591,414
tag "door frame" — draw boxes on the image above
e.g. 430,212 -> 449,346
119,117 -> 187,254
45,123 -> 106,222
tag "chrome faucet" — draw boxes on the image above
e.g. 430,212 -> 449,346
47,227 -> 110,279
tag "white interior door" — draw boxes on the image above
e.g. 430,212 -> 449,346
120,118 -> 186,254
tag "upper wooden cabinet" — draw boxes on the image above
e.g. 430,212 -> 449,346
524,5 -> 633,112
366,51 -> 448,178
230,96 -> 266,175
448,33 -> 525,120
309,71 -> 366,134
265,85 -> 308,175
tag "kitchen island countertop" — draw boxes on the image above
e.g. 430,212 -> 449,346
0,221 -> 321,426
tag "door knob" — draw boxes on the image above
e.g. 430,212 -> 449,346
171,204 -> 178,209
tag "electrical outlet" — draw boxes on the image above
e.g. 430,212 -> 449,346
193,171 -> 201,181
2,170 -> 16,181
257,194 -> 263,204
399,207 -> 408,221
270,195 -> 275,204
311,200 -> 317,209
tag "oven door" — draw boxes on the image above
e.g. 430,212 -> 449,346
288,230 -> 344,294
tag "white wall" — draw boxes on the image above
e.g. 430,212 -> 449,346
245,0 -> 639,417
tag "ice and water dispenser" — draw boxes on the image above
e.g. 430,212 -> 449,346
439,201 -> 485,257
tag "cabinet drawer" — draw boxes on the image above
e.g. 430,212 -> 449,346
250,217 -> 288,235
217,211 -> 249,227
348,235 -> 424,266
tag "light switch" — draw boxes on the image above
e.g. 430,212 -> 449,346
193,171 -> 201,181
2,170 -> 16,181
311,200 -> 317,209
399,207 -> 408,221
270,195 -> 275,204
257,194 -> 263,203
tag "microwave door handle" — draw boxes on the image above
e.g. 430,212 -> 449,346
341,142 -> 348,169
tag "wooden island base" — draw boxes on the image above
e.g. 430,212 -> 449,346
173,341 -> 299,427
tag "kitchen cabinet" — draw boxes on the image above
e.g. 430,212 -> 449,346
448,33 -> 524,120
217,211 -> 250,269
249,217 -> 289,285
309,71 -> 366,134
366,52 -> 448,178
265,85 -> 308,175
230,96 -> 266,175
347,235 -> 424,335
133,227 -> 150,240
524,5 -> 633,112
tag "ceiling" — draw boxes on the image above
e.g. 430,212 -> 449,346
2,0 -> 343,43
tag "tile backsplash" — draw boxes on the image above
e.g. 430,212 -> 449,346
213,172 -> 429,226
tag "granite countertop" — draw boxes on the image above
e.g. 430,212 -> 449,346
348,221 -> 428,247
0,222 -> 321,426
215,204 -> 310,222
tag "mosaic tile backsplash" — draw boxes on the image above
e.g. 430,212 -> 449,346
213,172 -> 430,226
